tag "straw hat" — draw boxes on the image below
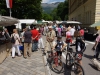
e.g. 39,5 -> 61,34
67,27 -> 71,31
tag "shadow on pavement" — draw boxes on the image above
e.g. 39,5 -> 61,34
83,54 -> 94,59
63,63 -> 71,75
89,63 -> 98,71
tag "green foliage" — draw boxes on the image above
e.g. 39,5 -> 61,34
0,0 -> 42,20
0,0 -> 68,21
42,13 -> 53,21
50,0 -> 68,21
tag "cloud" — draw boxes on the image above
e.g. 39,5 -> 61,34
42,0 -> 50,3
42,0 -> 65,3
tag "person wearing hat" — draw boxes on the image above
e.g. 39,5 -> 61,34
45,25 -> 56,54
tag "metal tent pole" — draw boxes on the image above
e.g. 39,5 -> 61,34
9,8 -> 12,17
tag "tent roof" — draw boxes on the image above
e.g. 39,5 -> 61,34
90,21 -> 100,27
66,21 -> 81,24
0,16 -> 19,26
58,21 -> 81,24
19,19 -> 35,24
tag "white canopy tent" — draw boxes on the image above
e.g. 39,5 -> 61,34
15,19 -> 36,29
0,16 -> 19,26
18,19 -> 36,24
66,21 -> 81,24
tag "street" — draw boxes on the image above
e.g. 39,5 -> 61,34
43,36 -> 100,75
0,36 -> 100,75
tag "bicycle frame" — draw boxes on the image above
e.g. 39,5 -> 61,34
48,51 -> 59,66
66,50 -> 79,66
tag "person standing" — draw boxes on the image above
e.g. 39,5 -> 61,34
45,26 -> 56,53
92,30 -> 100,59
58,26 -> 61,36
79,28 -> 84,39
66,28 -> 72,50
55,25 -> 58,37
38,30 -> 44,50
24,28 -> 32,59
20,29 -> 25,44
70,26 -> 75,40
3,28 -> 11,42
31,26 -> 39,51
11,29 -> 21,58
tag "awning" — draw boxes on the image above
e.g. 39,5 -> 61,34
19,19 -> 35,24
37,21 -> 43,24
62,21 -> 81,24
66,21 -> 82,24
0,16 -> 19,26
90,21 -> 100,27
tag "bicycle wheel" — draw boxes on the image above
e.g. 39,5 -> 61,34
66,53 -> 71,67
71,63 -> 85,75
50,58 -> 64,73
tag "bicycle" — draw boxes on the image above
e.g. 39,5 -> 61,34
47,50 -> 64,74
66,48 -> 85,75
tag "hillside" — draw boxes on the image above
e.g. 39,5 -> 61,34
41,2 -> 61,14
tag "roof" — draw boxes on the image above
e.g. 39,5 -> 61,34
0,16 -> 19,26
19,19 -> 35,24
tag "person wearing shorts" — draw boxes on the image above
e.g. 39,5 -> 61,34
56,51 -> 62,56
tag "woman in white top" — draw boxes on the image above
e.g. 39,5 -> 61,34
11,29 -> 21,58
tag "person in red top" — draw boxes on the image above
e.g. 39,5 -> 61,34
79,28 -> 84,39
31,26 -> 39,51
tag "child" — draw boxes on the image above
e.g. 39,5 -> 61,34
52,36 -> 67,59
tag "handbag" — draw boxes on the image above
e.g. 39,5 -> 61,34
19,45 -> 24,51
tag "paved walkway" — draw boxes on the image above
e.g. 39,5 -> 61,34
0,50 -> 46,75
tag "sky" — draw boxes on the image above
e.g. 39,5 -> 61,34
42,0 -> 65,3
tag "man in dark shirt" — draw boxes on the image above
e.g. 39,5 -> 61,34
24,28 -> 32,59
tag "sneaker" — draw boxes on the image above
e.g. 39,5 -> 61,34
12,57 -> 15,59
24,57 -> 27,59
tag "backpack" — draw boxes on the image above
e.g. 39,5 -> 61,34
55,40 -> 64,51
76,36 -> 86,52
11,34 -> 15,43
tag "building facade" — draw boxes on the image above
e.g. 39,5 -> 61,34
68,0 -> 100,27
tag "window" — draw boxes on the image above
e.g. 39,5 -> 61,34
85,11 -> 91,24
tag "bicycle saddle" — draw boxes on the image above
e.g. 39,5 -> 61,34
67,48 -> 73,52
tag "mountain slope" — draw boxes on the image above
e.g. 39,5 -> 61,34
41,2 -> 61,14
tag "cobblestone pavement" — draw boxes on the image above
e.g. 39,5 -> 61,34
0,50 -> 46,75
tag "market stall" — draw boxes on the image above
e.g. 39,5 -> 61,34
0,16 -> 19,63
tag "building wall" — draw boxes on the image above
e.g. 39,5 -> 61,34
95,0 -> 100,22
69,0 -> 96,26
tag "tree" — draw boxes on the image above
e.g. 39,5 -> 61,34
50,0 -> 68,21
0,0 -> 43,20
42,13 -> 53,21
